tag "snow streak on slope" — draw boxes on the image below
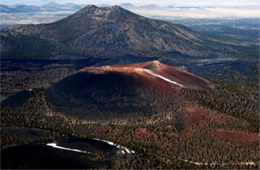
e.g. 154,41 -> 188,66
46,143 -> 90,154
47,139 -> 135,155
92,138 -> 135,154
144,69 -> 184,88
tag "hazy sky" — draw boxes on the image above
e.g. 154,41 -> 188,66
1,0 -> 260,7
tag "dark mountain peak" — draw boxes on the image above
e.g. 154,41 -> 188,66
72,4 -> 137,20
84,4 -> 99,9
107,5 -> 139,20
111,5 -> 124,10
0,4 -> 224,59
73,4 -> 100,16
110,5 -> 134,14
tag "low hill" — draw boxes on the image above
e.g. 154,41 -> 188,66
46,61 -> 212,120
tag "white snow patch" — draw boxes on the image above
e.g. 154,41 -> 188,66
46,143 -> 90,154
92,138 -> 135,154
144,69 -> 184,88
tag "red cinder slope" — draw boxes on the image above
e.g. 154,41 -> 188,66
86,60 -> 213,91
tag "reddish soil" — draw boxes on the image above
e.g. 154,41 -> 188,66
184,104 -> 235,127
156,63 -> 212,90
184,105 -> 221,128
135,128 -> 158,144
217,140 -> 233,149
183,105 -> 211,137
183,104 -> 258,149
111,129 -> 122,136
84,61 -> 212,91
184,127 -> 196,138
215,130 -> 259,143
139,71 -> 180,96
84,62 -> 182,96
197,146 -> 207,153
159,143 -> 169,150
94,126 -> 108,133
120,61 -> 212,90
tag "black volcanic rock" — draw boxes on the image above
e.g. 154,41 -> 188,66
0,5 -> 224,59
